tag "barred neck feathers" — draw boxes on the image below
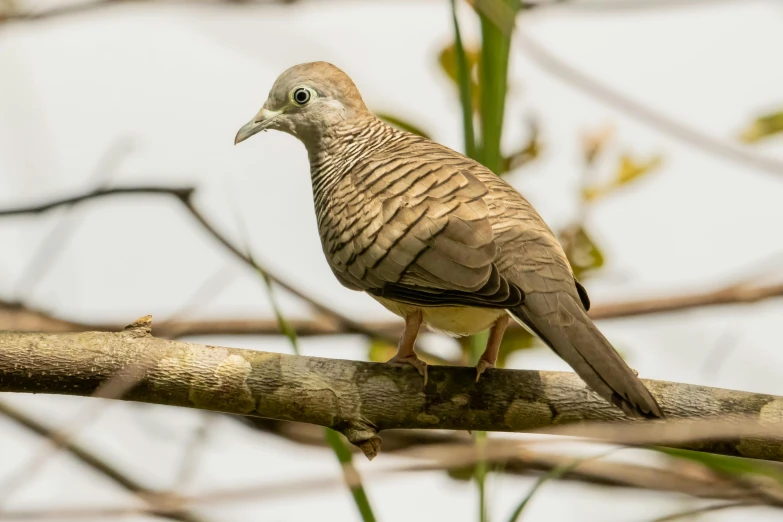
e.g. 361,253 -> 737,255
307,116 -> 413,204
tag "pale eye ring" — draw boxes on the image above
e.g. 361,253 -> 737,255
293,87 -> 311,105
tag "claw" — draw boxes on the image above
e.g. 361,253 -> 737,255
388,354 -> 428,385
475,359 -> 495,382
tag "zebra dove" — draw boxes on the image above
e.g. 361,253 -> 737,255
235,62 -> 663,419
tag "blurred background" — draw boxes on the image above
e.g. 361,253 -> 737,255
2,0 -> 783,520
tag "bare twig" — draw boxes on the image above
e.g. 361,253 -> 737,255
0,185 -> 395,343
4,278 -> 783,339
0,441 -> 776,521
0,317 -> 159,510
0,400 -> 208,522
11,138 -> 134,301
651,501 -> 759,522
516,29 -> 783,178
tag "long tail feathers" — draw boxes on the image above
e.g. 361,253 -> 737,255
509,293 -> 664,419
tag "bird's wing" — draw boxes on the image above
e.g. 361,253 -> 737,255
468,165 -> 663,418
322,143 -> 523,308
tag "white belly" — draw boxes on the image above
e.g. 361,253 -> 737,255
372,296 -> 506,337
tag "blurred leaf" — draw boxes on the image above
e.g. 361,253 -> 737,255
376,113 -> 432,139
368,337 -> 397,363
438,42 -> 480,85
446,466 -> 476,481
497,328 -> 535,367
501,118 -> 542,174
739,110 -> 783,143
438,42 -> 482,117
472,0 -> 517,36
658,448 -> 783,483
616,153 -> 663,184
457,336 -> 474,365
559,224 -> 605,279
582,152 -> 663,202
580,124 -> 614,166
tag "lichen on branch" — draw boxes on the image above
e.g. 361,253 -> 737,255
1,318 -> 782,461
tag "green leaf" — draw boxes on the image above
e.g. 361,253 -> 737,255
438,41 -> 482,120
558,224 -> 605,279
376,113 -> 432,139
476,0 -> 519,173
325,429 -> 377,522
657,448 -> 783,483
473,0 -> 518,36
449,0 -> 477,159
739,110 -> 783,143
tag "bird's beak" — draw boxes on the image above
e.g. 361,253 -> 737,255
234,108 -> 281,145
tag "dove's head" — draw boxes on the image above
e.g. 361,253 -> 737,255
234,62 -> 370,147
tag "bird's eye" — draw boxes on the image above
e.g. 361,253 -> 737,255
293,87 -> 311,106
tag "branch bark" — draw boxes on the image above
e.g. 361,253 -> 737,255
2,320 -> 782,462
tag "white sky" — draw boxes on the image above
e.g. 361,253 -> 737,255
1,1 -> 783,520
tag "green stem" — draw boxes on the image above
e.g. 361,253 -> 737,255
469,331 -> 491,522
450,0 -> 477,160
477,0 -> 519,174
325,429 -> 378,522
507,449 -> 617,522
229,204 -> 377,522
475,429 -> 489,522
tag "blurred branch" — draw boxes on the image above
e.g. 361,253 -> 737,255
243,418 -> 777,502
652,501 -> 758,522
0,444 -> 775,520
4,277 -> 783,338
2,323 -> 783,461
0,185 -> 396,344
0,0 -> 743,25
0,0 -> 301,23
0,400 -> 209,522
11,137 -> 133,301
516,29 -> 783,178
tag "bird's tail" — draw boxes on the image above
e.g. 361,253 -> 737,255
509,292 -> 664,419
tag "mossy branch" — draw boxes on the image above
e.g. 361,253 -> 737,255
2,318 -> 782,461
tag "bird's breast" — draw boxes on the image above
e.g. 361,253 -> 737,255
371,296 -> 506,337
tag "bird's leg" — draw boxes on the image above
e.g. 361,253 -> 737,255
476,315 -> 510,382
387,310 -> 427,385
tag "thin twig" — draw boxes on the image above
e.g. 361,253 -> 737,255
171,413 -> 217,491
0,317 -> 157,510
4,278 -> 783,339
0,400 -> 208,522
11,138 -> 134,301
226,192 -> 378,522
651,501 -> 758,522
0,185 -> 396,344
516,29 -> 783,178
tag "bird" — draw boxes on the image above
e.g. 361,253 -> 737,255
234,61 -> 664,419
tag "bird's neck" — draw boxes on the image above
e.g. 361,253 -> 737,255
305,116 -> 395,191
305,115 -> 389,165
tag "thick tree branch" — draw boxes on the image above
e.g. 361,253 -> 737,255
2,322 -> 782,461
